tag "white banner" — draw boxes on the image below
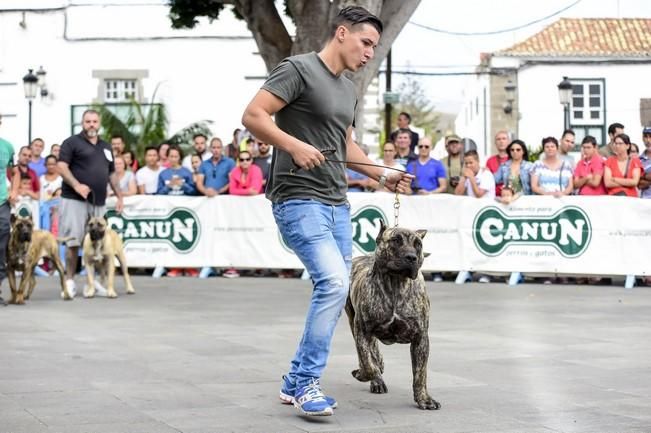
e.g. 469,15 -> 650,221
104,194 -> 651,276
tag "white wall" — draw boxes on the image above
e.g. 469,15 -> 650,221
517,62 -> 651,149
0,4 -> 266,151
453,73 -> 491,160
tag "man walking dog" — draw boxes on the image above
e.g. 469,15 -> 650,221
57,109 -> 124,298
242,6 -> 411,416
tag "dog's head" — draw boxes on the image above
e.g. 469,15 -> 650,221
11,214 -> 34,243
374,220 -> 427,279
86,216 -> 107,242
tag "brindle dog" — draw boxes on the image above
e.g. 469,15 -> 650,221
7,214 -> 72,304
346,220 -> 440,410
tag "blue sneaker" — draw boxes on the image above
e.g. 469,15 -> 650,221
279,375 -> 337,409
293,379 -> 333,416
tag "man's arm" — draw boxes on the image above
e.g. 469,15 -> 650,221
242,89 -> 324,170
57,161 -> 90,198
345,128 -> 412,191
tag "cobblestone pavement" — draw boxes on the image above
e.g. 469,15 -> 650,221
1,276 -> 650,433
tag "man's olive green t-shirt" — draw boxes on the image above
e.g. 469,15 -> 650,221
262,52 -> 357,205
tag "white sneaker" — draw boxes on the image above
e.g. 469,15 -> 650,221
478,276 -> 491,283
64,279 -> 76,299
433,273 -> 443,283
93,280 -> 108,297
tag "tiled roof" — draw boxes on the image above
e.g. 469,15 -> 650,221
497,18 -> 651,57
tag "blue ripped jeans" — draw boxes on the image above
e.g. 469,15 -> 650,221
272,199 -> 352,389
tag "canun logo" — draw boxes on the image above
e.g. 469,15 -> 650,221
472,206 -> 592,258
279,206 -> 388,254
351,206 -> 388,253
105,208 -> 200,253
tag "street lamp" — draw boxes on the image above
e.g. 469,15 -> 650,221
23,69 -> 38,144
557,76 -> 572,130
503,80 -> 516,114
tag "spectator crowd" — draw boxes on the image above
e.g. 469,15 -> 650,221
3,111 -> 650,286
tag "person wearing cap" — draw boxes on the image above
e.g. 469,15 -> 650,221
389,111 -> 419,153
441,134 -> 463,194
486,130 -> 510,196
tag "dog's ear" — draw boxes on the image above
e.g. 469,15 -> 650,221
415,229 -> 427,239
376,219 -> 387,244
423,252 -> 431,258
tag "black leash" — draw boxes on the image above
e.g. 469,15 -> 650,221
289,150 -> 406,227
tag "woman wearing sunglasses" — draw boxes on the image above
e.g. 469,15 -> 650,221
494,139 -> 533,203
228,150 -> 263,196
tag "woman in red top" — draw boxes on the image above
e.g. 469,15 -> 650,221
604,133 -> 642,197
228,150 -> 263,195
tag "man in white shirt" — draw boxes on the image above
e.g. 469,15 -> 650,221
454,149 -> 495,199
136,146 -> 163,194
181,133 -> 212,170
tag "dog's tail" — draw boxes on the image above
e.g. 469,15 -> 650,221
56,236 -> 75,243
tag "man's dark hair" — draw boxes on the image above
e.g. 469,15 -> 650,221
144,145 -> 159,155
30,137 -> 44,146
19,145 -> 30,153
464,149 -> 479,160
396,128 -> 411,136
561,129 -> 575,138
168,145 -> 184,160
81,109 -> 100,119
399,112 -> 412,123
330,6 -> 383,37
541,136 -> 559,147
608,122 -> 624,136
111,134 -> 124,141
581,135 -> 597,147
193,133 -> 208,141
45,154 -> 58,164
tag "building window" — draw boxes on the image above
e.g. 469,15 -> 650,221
570,80 -> 604,125
569,78 -> 606,146
104,79 -> 138,102
92,69 -> 148,104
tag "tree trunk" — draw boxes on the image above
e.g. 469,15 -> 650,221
233,0 -> 293,71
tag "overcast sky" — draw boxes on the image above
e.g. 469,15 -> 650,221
390,0 -> 651,114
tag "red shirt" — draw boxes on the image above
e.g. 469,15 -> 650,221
604,156 -> 643,197
6,166 -> 39,193
573,155 -> 606,195
228,164 -> 263,195
486,154 -> 509,195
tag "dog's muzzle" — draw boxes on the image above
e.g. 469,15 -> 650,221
18,231 -> 32,242
89,229 -> 104,242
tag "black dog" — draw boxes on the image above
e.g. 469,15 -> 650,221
346,221 -> 440,410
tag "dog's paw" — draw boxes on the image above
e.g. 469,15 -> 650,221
352,369 -> 374,382
126,287 -> 135,295
370,377 -> 388,394
107,290 -> 118,299
84,288 -> 95,298
415,394 -> 441,410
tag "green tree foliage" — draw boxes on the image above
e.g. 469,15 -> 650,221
390,76 -> 440,139
94,88 -> 212,161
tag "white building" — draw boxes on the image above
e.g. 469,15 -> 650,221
0,1 -> 267,151
455,18 -> 651,159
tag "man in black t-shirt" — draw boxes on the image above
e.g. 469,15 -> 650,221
57,109 -> 124,299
